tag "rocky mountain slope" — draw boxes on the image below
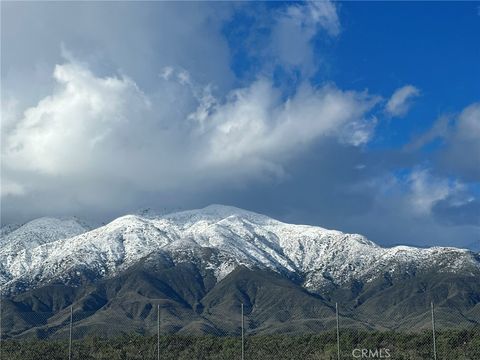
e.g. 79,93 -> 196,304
0,205 -> 479,337
1,205 -> 478,295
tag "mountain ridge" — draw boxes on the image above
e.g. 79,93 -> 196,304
1,205 -> 479,337
1,205 -> 478,296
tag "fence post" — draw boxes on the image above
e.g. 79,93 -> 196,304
241,303 -> 244,360
336,302 -> 340,360
157,304 -> 160,360
431,301 -> 437,360
68,305 -> 73,360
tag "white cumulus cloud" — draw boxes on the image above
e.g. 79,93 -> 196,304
195,80 -> 378,172
2,59 -> 378,211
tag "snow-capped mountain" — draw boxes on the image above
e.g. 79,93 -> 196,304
0,217 -> 90,248
0,205 -> 478,295
0,217 -> 90,287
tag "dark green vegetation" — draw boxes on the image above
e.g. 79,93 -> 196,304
2,329 -> 479,360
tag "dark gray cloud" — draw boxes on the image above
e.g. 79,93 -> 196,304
1,1 -> 235,108
439,103 -> 480,182
407,103 -> 480,182
432,197 -> 480,227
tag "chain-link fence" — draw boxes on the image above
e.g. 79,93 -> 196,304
0,300 -> 478,359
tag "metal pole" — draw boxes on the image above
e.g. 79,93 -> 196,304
0,286 -> 2,360
431,302 -> 437,360
336,302 -> 340,360
157,304 -> 160,360
68,305 -> 73,360
241,303 -> 244,360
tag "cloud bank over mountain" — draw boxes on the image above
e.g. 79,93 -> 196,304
1,1 -> 479,250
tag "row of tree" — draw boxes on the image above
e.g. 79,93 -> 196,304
2,329 -> 479,360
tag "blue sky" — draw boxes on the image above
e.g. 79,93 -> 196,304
334,2 -> 480,148
1,1 -> 479,250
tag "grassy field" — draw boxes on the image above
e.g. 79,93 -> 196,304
2,329 -> 479,360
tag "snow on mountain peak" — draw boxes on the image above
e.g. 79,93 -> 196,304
0,205 -> 478,295
0,217 -> 90,248
161,204 -> 273,225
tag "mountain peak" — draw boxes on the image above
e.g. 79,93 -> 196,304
0,216 -> 90,250
1,207 -> 478,296
161,204 -> 273,225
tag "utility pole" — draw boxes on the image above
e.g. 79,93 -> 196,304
336,302 -> 340,360
431,302 -> 437,360
241,303 -> 244,360
157,304 -> 160,360
0,286 -> 2,360
68,305 -> 73,360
